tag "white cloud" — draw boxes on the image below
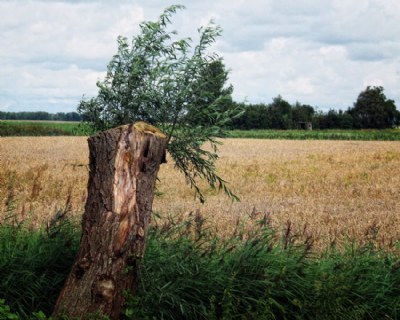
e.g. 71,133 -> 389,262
0,0 -> 142,111
281,77 -> 315,96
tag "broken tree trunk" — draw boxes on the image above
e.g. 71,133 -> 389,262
53,122 -> 167,319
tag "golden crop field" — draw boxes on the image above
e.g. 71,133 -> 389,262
0,136 -> 399,250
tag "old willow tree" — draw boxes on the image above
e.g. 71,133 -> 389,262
78,5 -> 240,203
53,5 -> 241,319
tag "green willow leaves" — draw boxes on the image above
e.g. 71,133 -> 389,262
78,5 -> 242,202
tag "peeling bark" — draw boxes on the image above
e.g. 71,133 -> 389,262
53,122 -> 167,319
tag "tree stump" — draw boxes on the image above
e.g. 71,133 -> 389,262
53,122 -> 167,319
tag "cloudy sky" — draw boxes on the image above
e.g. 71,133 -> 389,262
1,0 -> 399,113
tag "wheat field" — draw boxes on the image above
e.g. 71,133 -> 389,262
0,136 -> 399,250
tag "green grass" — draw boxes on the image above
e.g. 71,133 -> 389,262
228,129 -> 400,141
2,121 -> 400,141
0,121 -> 88,136
1,212 -> 400,319
0,213 -> 80,318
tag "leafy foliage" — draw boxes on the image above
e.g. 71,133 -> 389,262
0,299 -> 19,320
231,97 -> 315,130
78,5 -> 241,202
349,86 -> 400,129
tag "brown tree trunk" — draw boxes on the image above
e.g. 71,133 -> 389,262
53,122 -> 167,319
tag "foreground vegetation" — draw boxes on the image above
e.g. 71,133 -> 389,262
1,212 -> 400,319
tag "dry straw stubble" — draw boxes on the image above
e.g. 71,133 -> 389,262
0,137 -> 399,250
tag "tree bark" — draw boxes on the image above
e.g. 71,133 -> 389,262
53,122 -> 167,319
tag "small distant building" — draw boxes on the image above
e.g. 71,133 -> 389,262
298,122 -> 313,130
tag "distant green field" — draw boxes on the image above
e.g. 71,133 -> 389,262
1,121 -> 400,140
228,129 -> 400,141
0,120 -> 86,136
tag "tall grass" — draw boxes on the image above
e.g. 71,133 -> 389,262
127,213 -> 400,319
0,211 -> 79,318
1,211 -> 400,319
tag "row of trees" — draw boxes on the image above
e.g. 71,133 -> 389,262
1,87 -> 398,130
231,86 -> 400,130
0,111 -> 81,121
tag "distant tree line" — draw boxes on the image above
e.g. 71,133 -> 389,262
1,87 -> 398,130
0,111 -> 81,121
230,86 -> 400,130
